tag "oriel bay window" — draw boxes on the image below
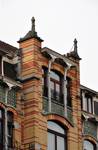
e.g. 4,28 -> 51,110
42,67 -> 73,118
47,121 -> 67,150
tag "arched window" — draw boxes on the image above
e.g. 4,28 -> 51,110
84,140 -> 96,150
50,70 -> 63,104
47,121 -> 67,150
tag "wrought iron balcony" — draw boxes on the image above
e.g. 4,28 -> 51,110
43,96 -> 73,123
0,85 -> 16,107
83,120 -> 97,139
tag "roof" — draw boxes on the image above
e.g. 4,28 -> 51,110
41,47 -> 77,67
0,40 -> 19,57
80,84 -> 98,95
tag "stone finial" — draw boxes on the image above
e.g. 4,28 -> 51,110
74,38 -> 77,53
67,38 -> 81,60
18,17 -> 43,43
31,17 -> 35,32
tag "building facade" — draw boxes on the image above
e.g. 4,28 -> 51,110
0,17 -> 98,150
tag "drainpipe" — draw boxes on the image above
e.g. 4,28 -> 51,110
5,88 -> 9,150
1,56 -> 4,76
48,60 -> 52,112
63,65 -> 71,117
48,56 -> 56,112
5,85 -> 13,150
63,68 -> 68,117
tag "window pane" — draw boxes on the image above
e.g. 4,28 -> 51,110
0,122 -> 3,143
47,132 -> 55,150
8,137 -> 12,148
84,140 -> 95,150
48,121 -> 65,134
51,81 -> 55,99
7,112 -> 13,148
0,110 -> 2,118
84,99 -> 88,112
7,112 -> 13,122
51,81 -> 54,90
88,98 -> 92,113
94,101 -> 98,115
50,71 -> 60,81
57,136 -> 65,150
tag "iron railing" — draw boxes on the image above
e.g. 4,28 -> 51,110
43,96 -> 73,123
0,85 -> 16,107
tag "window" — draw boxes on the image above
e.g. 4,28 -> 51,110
94,101 -> 98,115
42,67 -> 48,97
4,61 -> 17,80
7,111 -> 14,148
50,71 -> 63,103
66,77 -> 72,107
42,68 -> 63,104
83,94 -> 93,113
84,140 -> 96,150
47,121 -> 67,150
0,108 -> 14,149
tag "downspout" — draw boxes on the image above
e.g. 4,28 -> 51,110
5,88 -> 9,150
48,56 -> 56,112
63,65 -> 71,117
63,68 -> 68,117
48,60 -> 52,112
1,56 -> 4,76
5,85 -> 13,150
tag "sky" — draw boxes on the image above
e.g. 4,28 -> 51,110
0,0 -> 98,91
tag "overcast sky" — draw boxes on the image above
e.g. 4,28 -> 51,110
0,0 -> 98,91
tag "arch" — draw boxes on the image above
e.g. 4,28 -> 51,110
0,103 -> 5,110
55,58 -> 68,67
7,107 -> 18,116
48,121 -> 65,134
46,114 -> 73,129
83,139 -> 96,150
0,101 -> 18,116
83,135 -> 97,145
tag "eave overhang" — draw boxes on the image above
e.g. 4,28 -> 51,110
41,47 -> 77,68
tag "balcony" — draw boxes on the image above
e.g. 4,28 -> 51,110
0,85 -> 16,107
83,120 -> 97,139
43,96 -> 73,123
